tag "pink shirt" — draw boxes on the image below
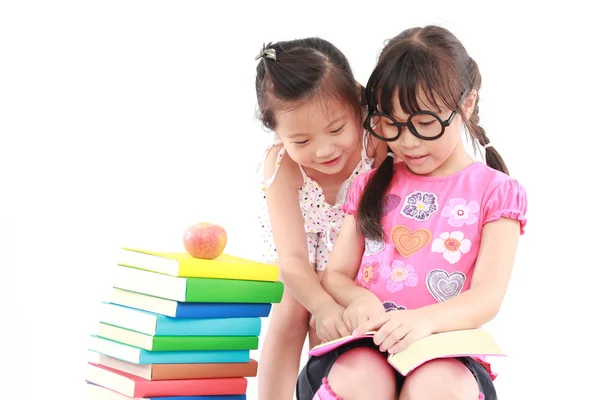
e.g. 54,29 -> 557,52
342,161 -> 528,378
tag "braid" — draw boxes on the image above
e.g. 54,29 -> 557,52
464,58 -> 510,175
466,97 -> 509,175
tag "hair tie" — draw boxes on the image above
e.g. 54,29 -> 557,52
387,151 -> 396,159
483,142 -> 493,149
255,44 -> 277,61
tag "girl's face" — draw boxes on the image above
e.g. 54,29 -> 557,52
275,98 -> 362,175
383,89 -> 476,177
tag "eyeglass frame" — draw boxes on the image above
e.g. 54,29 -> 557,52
363,109 -> 458,142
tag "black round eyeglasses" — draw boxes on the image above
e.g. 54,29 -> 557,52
364,110 -> 457,142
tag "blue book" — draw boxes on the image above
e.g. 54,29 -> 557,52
88,335 -> 250,364
86,383 -> 247,399
100,302 -> 262,336
110,288 -> 272,318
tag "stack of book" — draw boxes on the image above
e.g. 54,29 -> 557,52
85,247 -> 283,399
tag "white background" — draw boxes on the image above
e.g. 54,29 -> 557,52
1,1 -> 598,399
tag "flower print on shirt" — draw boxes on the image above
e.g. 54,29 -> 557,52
382,194 -> 402,217
357,261 -> 380,289
379,260 -> 419,293
431,231 -> 472,264
383,301 -> 407,312
400,191 -> 438,221
442,198 -> 480,227
365,237 -> 385,256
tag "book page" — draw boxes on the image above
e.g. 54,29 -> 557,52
387,329 -> 504,375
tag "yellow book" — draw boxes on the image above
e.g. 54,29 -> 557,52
309,328 -> 504,376
117,247 -> 278,282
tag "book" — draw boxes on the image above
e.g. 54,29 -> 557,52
97,354 -> 259,380
88,335 -> 250,364
99,302 -> 262,336
112,266 -> 284,303
97,323 -> 259,351
309,328 -> 504,376
85,362 -> 247,397
109,288 -> 272,318
86,382 -> 247,399
118,247 -> 278,282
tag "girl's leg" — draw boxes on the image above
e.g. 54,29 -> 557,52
258,285 -> 309,400
320,347 -> 397,400
398,358 -> 481,400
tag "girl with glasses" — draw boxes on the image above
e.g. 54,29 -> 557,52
254,37 -> 388,399
297,25 -> 528,400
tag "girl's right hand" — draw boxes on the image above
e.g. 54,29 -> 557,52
343,293 -> 386,333
314,301 -> 351,342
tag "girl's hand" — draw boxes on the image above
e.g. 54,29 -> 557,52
354,309 -> 435,354
314,301 -> 352,342
343,293 -> 386,333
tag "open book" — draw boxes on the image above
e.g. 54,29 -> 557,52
309,328 -> 505,376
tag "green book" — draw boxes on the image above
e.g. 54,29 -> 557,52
98,323 -> 259,351
112,265 -> 284,303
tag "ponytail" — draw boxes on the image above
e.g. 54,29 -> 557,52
357,151 -> 395,241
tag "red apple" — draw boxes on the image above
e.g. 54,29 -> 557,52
183,222 -> 227,259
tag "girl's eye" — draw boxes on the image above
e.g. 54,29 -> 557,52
418,120 -> 435,127
331,124 -> 345,134
294,140 -> 309,145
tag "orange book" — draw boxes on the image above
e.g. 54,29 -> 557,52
85,362 -> 247,397
98,355 -> 258,380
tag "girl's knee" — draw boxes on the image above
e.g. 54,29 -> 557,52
327,347 -> 396,400
399,358 -> 480,400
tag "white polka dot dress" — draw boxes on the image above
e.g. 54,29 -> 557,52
257,132 -> 374,270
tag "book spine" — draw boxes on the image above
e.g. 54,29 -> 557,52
155,317 -> 261,336
150,336 -> 259,351
184,279 -> 283,303
138,349 -> 250,364
175,303 -> 272,318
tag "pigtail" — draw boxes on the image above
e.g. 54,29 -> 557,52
466,100 -> 509,175
357,152 -> 395,241
465,58 -> 510,176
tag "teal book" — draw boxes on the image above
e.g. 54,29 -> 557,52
88,335 -> 250,364
99,302 -> 262,336
113,265 -> 284,303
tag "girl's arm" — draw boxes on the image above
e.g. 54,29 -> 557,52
321,214 -> 378,307
263,147 -> 338,315
420,217 -> 521,332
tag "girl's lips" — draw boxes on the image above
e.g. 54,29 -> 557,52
321,156 -> 341,166
404,154 -> 429,166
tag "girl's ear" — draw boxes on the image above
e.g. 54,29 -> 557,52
461,89 -> 478,120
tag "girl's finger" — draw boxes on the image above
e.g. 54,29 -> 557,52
342,312 -> 352,330
336,319 -> 352,338
388,331 -> 418,354
353,313 -> 389,336
380,324 -> 410,352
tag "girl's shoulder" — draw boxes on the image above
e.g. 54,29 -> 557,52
260,143 -> 304,191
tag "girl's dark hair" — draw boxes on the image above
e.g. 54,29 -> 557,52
358,26 -> 509,241
255,38 -> 365,130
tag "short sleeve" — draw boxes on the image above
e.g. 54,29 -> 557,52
483,178 -> 528,234
341,171 -> 372,215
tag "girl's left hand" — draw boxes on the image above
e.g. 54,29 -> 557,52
354,309 -> 435,354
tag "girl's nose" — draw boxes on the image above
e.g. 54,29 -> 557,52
399,127 -> 420,148
316,145 -> 335,159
